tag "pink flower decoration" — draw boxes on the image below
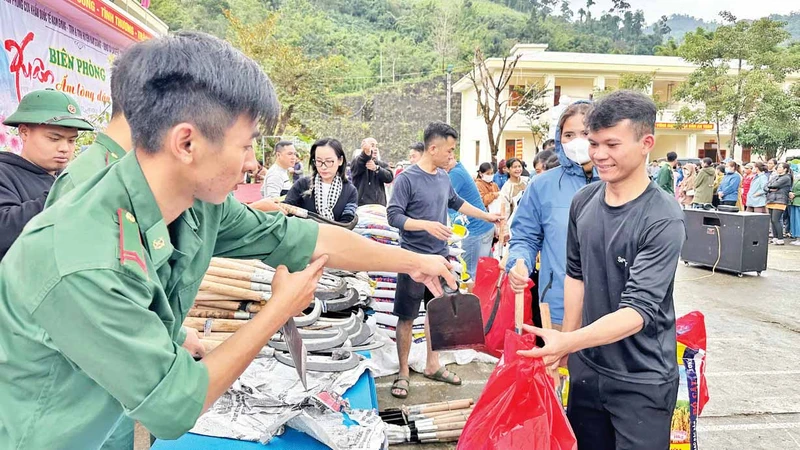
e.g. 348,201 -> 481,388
9,136 -> 22,154
0,131 -> 8,147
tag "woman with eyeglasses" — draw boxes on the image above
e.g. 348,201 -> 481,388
283,138 -> 358,224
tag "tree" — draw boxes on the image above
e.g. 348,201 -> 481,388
676,15 -> 799,159
469,48 -> 547,164
737,85 -> 800,160
516,82 -> 552,149
226,11 -> 347,136
431,2 -> 460,71
654,37 -> 679,56
560,1 -> 573,21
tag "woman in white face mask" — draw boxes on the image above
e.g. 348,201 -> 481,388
475,162 -> 501,207
505,101 -> 599,332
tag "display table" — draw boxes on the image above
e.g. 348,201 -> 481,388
152,370 -> 378,450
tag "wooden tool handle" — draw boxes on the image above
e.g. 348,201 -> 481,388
206,266 -> 254,282
540,302 -> 552,330
189,308 -> 252,320
420,399 -> 473,414
431,412 -> 472,425
539,302 -> 560,387
195,291 -> 249,302
420,406 -> 472,419
204,274 -> 254,291
199,280 -> 263,301
184,317 -> 247,332
434,430 -> 463,439
432,421 -> 466,432
224,258 -> 270,270
245,303 -> 262,313
513,258 -> 526,334
209,257 -> 257,273
192,300 -> 244,311
201,332 -> 234,341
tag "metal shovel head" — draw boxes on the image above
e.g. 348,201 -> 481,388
427,291 -> 485,351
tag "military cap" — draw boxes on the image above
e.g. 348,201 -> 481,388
3,89 -> 94,131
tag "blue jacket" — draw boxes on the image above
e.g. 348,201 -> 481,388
493,172 -> 508,190
746,173 -> 768,207
718,172 -> 742,202
448,162 -> 494,236
506,101 -> 599,325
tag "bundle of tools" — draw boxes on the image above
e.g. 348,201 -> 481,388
380,399 -> 474,445
183,257 -> 382,372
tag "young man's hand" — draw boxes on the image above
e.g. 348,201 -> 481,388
516,324 -> 575,367
267,256 -> 329,320
407,254 -> 455,296
423,221 -> 453,241
182,327 -> 206,359
249,198 -> 284,213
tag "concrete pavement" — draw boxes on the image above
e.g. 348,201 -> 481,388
376,244 -> 800,450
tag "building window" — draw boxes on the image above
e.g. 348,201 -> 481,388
554,85 -> 561,106
475,141 -> 480,166
509,85 -> 522,108
505,139 -> 516,160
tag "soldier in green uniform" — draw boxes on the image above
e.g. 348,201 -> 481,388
0,31 -> 455,450
42,40 -> 201,450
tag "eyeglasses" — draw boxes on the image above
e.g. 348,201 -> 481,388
314,159 -> 338,168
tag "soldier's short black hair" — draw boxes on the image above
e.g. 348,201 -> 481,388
109,45 -> 142,118
586,90 -> 656,140
409,142 -> 424,153
423,122 -> 459,150
119,31 -> 279,154
667,151 -> 678,162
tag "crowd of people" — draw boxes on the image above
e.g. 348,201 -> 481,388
1,27 -> 797,450
649,152 -> 800,245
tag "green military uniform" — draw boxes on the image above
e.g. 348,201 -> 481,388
44,133 -> 139,450
0,151 -> 319,449
45,133 -> 128,208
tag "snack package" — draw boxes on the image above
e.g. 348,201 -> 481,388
671,343 -> 705,450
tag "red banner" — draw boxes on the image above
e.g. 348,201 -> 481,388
67,0 -> 152,42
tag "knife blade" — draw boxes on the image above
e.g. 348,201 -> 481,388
281,317 -> 307,390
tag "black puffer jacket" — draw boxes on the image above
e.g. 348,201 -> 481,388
766,173 -> 793,205
350,150 -> 394,206
0,151 -> 55,261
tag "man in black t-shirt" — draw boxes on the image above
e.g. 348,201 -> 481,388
519,90 -> 686,450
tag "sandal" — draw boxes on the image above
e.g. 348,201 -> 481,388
391,376 -> 410,399
424,367 -> 462,386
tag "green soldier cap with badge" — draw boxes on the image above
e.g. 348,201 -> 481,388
3,88 -> 94,131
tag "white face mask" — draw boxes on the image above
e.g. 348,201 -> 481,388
481,174 -> 494,183
562,138 -> 591,165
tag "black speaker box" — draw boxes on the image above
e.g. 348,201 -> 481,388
680,209 -> 770,277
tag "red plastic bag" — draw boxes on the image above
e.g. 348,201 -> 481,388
676,311 -> 710,414
457,331 -> 577,450
472,257 -> 533,357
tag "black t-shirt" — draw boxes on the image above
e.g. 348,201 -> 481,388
567,181 -> 686,384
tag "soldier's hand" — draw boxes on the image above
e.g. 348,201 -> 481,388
182,327 -> 206,359
250,198 -> 284,213
270,256 -> 329,319
408,254 -> 455,297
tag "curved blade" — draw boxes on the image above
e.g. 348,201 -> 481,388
281,318 -> 307,389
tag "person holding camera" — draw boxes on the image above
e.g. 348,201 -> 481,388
351,137 -> 394,206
